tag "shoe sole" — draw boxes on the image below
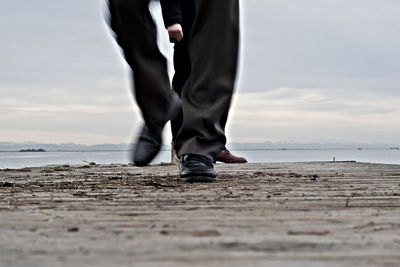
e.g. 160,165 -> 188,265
178,176 -> 218,183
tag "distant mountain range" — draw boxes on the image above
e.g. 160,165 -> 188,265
0,141 -> 398,152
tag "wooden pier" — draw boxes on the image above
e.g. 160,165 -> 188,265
1,162 -> 400,266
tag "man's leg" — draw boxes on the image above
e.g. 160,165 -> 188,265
176,0 -> 240,182
108,0 -> 179,165
171,40 -> 191,97
176,0 -> 240,162
169,0 -> 246,164
170,0 -> 196,97
170,38 -> 191,143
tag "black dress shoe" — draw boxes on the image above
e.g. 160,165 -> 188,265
133,125 -> 162,166
133,93 -> 182,167
179,154 -> 218,182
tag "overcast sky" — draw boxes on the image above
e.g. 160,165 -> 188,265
1,0 -> 399,145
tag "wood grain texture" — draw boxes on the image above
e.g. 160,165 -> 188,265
1,162 -> 399,266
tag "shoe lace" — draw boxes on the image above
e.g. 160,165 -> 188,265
224,149 -> 230,155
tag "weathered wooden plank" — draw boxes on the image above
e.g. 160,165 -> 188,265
0,162 -> 400,266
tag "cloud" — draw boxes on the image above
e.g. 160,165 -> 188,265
0,0 -> 399,144
239,0 -> 400,93
227,88 -> 400,143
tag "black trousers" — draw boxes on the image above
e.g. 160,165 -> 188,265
108,0 -> 239,161
172,40 -> 190,96
169,0 -> 195,96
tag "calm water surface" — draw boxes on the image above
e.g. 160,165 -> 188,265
0,149 -> 399,169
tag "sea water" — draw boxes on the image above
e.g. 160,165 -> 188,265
0,149 -> 399,169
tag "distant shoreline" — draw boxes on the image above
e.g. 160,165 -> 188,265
1,149 -> 399,169
0,147 -> 399,153
19,148 -> 46,152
